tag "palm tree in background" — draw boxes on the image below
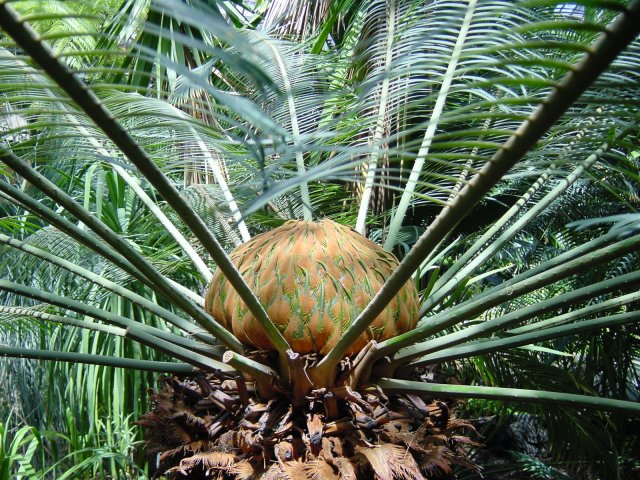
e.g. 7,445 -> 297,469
0,0 -> 639,478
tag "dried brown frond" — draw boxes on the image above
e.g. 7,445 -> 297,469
159,440 -> 216,461
230,460 -> 255,480
417,445 -> 454,475
331,457 -> 358,480
166,452 -> 236,477
139,373 -> 477,479
302,459 -> 340,480
356,444 -> 425,480
283,460 -> 315,480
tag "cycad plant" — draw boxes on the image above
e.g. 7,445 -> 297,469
1,0 -> 639,478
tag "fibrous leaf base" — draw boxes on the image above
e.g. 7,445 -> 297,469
139,372 -> 476,479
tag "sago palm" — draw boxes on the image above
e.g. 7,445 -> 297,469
0,0 -> 639,478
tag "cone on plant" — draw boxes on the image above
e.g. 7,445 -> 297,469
205,219 -> 419,355
140,220 -> 475,479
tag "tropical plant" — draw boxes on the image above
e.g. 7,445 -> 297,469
0,0 -> 639,478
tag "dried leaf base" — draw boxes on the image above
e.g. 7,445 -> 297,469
138,372 -> 476,479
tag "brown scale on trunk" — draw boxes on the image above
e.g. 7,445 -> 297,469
138,369 -> 477,479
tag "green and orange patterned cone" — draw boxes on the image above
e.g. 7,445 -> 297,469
205,219 -> 419,355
